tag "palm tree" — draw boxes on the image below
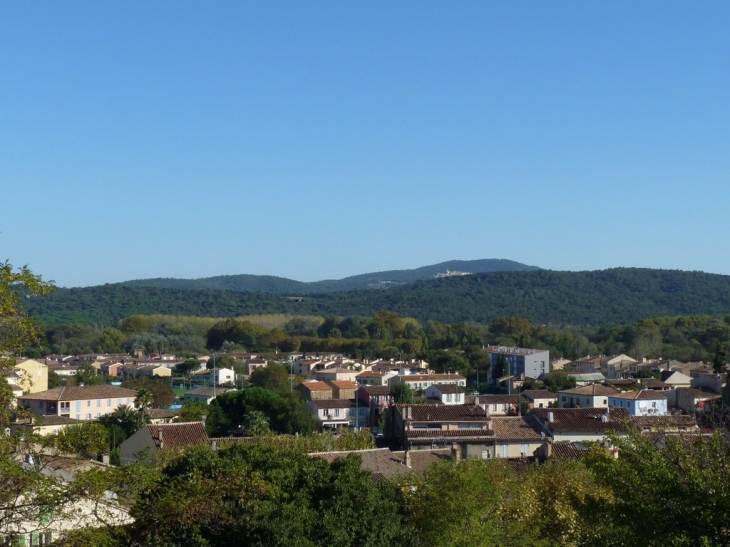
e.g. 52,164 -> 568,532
242,411 -> 271,437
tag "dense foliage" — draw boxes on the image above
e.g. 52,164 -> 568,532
26,268 -> 730,327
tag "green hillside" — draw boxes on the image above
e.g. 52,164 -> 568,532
119,258 -> 539,293
26,268 -> 730,327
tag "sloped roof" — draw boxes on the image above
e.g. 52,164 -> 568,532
310,448 -> 409,480
610,390 -> 668,400
359,385 -> 391,396
633,415 -> 698,429
299,381 -> 332,392
428,384 -> 464,394
491,416 -> 544,441
397,404 -> 488,422
521,390 -> 557,401
327,380 -> 357,390
18,385 -> 137,401
532,407 -> 633,433
551,441 -> 590,460
559,384 -> 619,397
148,422 -> 208,449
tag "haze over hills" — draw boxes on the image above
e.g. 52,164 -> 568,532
118,258 -> 540,293
27,267 -> 730,328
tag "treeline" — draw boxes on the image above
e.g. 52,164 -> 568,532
59,428 -> 730,546
25,268 -> 730,327
31,312 -> 730,379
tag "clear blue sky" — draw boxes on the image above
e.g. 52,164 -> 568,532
2,2 -> 729,287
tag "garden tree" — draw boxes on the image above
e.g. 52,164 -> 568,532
580,428 -> 730,546
390,381 -> 415,404
175,358 -> 201,376
135,388 -> 153,409
425,349 -> 471,375
242,410 -> 272,436
632,368 -> 660,379
73,362 -> 103,386
404,458 -> 532,546
492,354 -> 509,380
48,371 -> 63,388
543,372 -> 576,393
206,353 -> 237,371
98,405 -> 148,440
629,323 -> 663,360
125,443 -> 408,547
250,362 -> 300,395
0,262 -> 54,424
49,423 -> 109,458
713,344 -> 728,374
122,377 -> 175,408
176,400 -> 208,423
511,459 -> 612,547
206,387 -> 317,437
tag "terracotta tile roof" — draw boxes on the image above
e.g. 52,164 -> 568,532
397,404 -> 488,422
676,387 -> 722,399
147,422 -> 208,449
308,399 -> 354,409
471,394 -> 520,405
610,390 -> 668,400
18,385 -> 138,401
633,415 -> 698,429
327,380 -> 357,390
300,381 -> 332,392
532,408 -> 633,433
559,384 -> 619,397
407,429 -> 493,438
521,390 -> 557,400
310,448 -> 410,480
490,416 -> 544,441
390,449 -> 453,473
401,374 -> 466,382
148,409 -> 178,420
551,441 -> 590,460
428,384 -> 464,394
359,386 -> 391,396
640,378 -> 670,389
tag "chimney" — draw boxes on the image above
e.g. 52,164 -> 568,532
547,411 -> 554,424
158,429 -> 163,450
404,450 -> 411,468
474,396 -> 480,407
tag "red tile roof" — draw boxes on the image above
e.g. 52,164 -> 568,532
148,422 -> 208,449
397,404 -> 488,422
532,407 -> 633,433
491,416 -> 544,441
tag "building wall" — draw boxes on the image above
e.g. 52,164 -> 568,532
495,440 -> 542,459
20,396 -> 136,421
14,359 -> 49,393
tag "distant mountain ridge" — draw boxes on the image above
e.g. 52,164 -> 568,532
119,258 -> 540,294
28,267 -> 730,327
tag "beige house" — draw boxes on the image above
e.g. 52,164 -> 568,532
12,359 -> 48,393
387,374 -> 466,392
326,380 -> 357,400
522,390 -> 558,409
10,415 -> 82,436
298,381 -> 333,401
17,386 -> 138,421
558,384 -> 618,409
120,422 -> 208,465
314,368 -> 359,382
490,416 -> 545,458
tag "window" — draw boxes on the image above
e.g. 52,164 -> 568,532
39,401 -> 44,409
75,401 -> 81,412
60,402 -> 70,413
97,400 -> 101,407
446,393 -> 453,402
87,400 -> 91,407
127,398 -> 131,404
86,413 -> 91,420
117,399 -> 122,405
107,399 -> 111,406
334,408 -> 340,417
492,404 -> 498,411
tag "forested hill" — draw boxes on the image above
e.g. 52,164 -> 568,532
27,268 -> 730,327
118,258 -> 539,293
